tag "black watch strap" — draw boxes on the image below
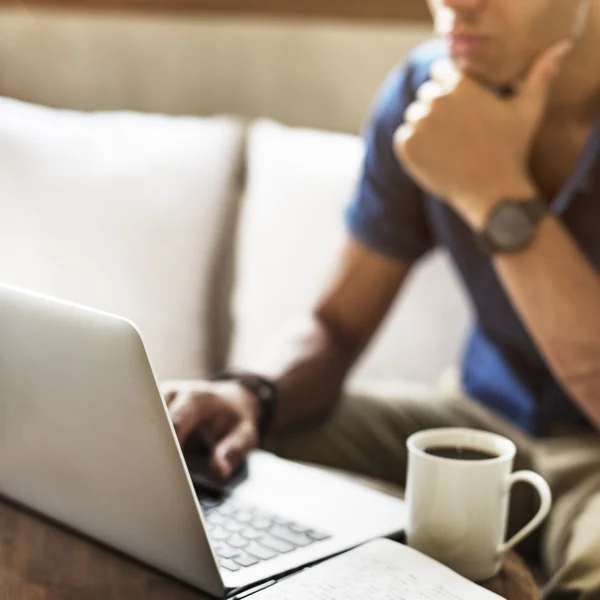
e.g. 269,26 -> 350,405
214,370 -> 277,444
522,194 -> 547,222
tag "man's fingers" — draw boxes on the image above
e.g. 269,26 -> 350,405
521,39 -> 572,103
163,390 -> 177,406
393,123 -> 415,167
168,393 -> 208,445
160,381 -> 183,406
416,80 -> 444,103
430,58 -> 461,89
394,123 -> 414,146
212,422 -> 257,479
404,101 -> 430,125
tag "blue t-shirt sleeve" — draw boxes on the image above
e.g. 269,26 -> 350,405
345,60 -> 434,263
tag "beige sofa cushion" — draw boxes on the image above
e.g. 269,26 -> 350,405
0,8 -> 431,135
229,119 -> 472,385
0,97 -> 244,380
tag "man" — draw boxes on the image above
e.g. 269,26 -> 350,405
163,1 -> 600,597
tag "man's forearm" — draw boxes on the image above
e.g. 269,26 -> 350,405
244,316 -> 359,430
494,214 -> 600,429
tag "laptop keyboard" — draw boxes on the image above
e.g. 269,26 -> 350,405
199,497 -> 331,572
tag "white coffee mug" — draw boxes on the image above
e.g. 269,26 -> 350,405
405,428 -> 552,581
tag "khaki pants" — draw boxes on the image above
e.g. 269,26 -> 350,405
266,379 -> 600,600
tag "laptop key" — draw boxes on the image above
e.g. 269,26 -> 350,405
270,525 -> 313,547
241,527 -> 262,541
259,534 -> 295,553
228,534 -> 250,548
218,503 -> 238,516
207,512 -> 227,526
233,552 -> 259,568
246,542 -> 277,561
219,559 -> 241,572
210,527 -> 231,541
216,545 -> 240,560
200,495 -> 330,569
288,522 -> 310,534
307,529 -> 331,541
251,516 -> 272,530
235,510 -> 254,523
224,519 -> 246,533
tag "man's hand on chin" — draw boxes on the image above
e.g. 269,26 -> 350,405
393,40 -> 572,230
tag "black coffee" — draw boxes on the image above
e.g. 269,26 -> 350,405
425,445 -> 499,461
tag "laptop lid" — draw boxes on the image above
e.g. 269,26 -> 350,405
0,282 -> 225,596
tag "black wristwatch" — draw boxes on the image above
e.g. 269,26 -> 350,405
214,370 -> 277,444
476,195 -> 547,255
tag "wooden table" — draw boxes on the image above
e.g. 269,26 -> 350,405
0,480 -> 539,600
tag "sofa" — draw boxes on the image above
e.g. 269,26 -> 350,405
0,7 -> 473,393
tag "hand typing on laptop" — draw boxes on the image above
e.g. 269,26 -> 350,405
162,379 -> 261,479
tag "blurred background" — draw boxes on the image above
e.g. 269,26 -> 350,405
0,0 -> 432,132
0,0 -> 472,392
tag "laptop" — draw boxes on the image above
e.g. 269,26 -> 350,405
0,282 -> 406,598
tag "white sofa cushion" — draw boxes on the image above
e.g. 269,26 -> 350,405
229,119 -> 473,385
0,97 -> 244,380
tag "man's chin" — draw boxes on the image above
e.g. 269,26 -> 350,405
454,58 -> 520,93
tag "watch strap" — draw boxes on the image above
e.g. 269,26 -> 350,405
522,194 -> 547,223
214,370 -> 277,445
476,226 -> 499,256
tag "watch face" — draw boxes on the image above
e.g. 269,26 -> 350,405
488,202 -> 532,250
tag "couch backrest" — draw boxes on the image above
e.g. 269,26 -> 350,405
0,97 -> 245,381
230,121 -> 473,386
0,13 -> 473,386
0,8 -> 432,134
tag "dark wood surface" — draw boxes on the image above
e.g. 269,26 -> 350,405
0,0 -> 431,23
0,499 -> 201,600
482,552 -> 540,600
0,479 -> 538,600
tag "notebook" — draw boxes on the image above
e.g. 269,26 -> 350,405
250,538 -> 502,599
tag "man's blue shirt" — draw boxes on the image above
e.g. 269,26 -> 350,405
345,41 -> 600,435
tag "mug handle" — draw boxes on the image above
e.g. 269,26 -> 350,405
498,470 -> 552,556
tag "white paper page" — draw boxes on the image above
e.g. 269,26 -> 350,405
251,539 -> 502,600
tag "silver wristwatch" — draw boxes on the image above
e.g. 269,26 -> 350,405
476,195 -> 547,255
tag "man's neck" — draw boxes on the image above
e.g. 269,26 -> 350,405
547,2 -> 600,125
